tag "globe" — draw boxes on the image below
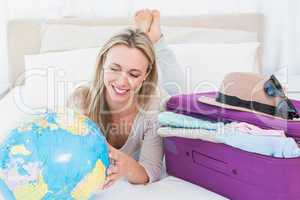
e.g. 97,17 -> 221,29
0,109 -> 109,200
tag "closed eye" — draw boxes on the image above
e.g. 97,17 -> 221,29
109,64 -> 121,71
129,72 -> 140,78
128,69 -> 142,78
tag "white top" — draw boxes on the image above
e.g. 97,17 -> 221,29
68,36 -> 184,183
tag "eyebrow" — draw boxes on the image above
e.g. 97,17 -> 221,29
111,63 -> 143,73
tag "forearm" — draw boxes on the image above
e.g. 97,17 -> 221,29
125,156 -> 149,184
154,37 -> 185,95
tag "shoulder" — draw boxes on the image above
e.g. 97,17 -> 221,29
138,96 -> 162,132
143,87 -> 169,114
67,83 -> 90,114
141,95 -> 161,117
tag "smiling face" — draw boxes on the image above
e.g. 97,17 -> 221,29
103,44 -> 150,107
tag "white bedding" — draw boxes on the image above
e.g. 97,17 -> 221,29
0,86 -> 228,200
92,176 -> 228,200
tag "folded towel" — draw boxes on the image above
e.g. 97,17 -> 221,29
216,130 -> 300,158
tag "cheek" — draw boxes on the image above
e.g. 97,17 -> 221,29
103,73 -> 114,87
130,76 -> 147,90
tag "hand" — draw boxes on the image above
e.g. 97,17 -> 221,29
103,144 -> 130,189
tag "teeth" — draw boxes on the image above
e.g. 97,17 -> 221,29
113,86 -> 128,95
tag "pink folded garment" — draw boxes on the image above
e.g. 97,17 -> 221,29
229,122 -> 286,137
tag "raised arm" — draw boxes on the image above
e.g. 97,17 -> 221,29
154,36 -> 185,95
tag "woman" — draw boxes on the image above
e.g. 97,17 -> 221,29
68,9 -> 184,188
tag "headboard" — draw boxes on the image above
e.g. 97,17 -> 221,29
7,13 -> 264,87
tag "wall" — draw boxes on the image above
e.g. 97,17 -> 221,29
0,0 -> 9,91
5,0 -> 300,76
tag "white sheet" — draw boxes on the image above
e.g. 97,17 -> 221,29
0,86 -> 228,200
93,176 -> 228,200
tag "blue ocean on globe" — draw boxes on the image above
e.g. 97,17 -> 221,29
0,109 -> 110,200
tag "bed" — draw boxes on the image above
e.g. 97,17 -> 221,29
1,13 -> 264,200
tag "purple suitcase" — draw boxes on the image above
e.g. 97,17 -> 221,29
164,92 -> 300,200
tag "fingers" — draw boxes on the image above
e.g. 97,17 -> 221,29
103,144 -> 123,190
109,150 -> 119,161
108,143 -> 118,156
102,164 -> 119,189
103,173 -> 120,189
108,145 -> 120,168
107,165 -> 118,175
103,180 -> 115,189
107,172 -> 120,181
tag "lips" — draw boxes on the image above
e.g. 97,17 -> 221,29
112,85 -> 130,95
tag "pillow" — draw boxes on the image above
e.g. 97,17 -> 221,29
168,42 -> 260,93
25,42 -> 259,109
24,47 -> 168,110
162,26 -> 257,44
40,23 -> 257,53
25,47 -> 100,82
24,47 -> 100,109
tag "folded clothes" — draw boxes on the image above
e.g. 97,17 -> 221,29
215,131 -> 300,158
158,112 -> 300,158
157,127 -> 222,143
159,112 -> 285,137
158,112 -> 223,130
229,122 -> 285,137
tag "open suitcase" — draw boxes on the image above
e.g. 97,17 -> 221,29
163,92 -> 300,200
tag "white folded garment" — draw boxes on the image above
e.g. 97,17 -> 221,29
157,127 -> 222,143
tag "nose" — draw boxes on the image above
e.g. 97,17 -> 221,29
116,72 -> 130,87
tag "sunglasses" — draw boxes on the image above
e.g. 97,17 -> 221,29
263,75 -> 299,120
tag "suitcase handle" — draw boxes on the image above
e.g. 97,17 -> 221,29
192,150 -> 230,175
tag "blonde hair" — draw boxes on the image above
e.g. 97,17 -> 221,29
71,28 -> 158,137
